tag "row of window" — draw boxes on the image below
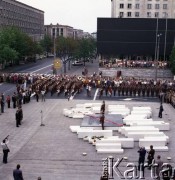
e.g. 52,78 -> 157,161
0,0 -> 43,17
119,11 -> 168,17
1,9 -> 43,22
0,16 -> 43,29
120,3 -> 168,9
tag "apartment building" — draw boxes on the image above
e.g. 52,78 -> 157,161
111,0 -> 175,18
0,0 -> 44,41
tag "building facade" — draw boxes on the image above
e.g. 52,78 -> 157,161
0,0 -> 44,41
45,24 -> 88,40
111,0 -> 175,19
45,24 -> 74,39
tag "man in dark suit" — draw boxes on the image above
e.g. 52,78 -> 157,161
100,101 -> 105,114
100,114 -> 105,130
158,103 -> 164,118
13,164 -> 24,180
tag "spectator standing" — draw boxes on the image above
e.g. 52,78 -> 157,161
1,97 -> 4,113
138,147 -> 146,176
147,145 -> 155,169
155,155 -> 163,180
12,92 -> 17,108
1,136 -> 10,164
15,108 -> 21,127
13,164 -> 24,180
6,95 -> 11,108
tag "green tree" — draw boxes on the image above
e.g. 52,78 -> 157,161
0,45 -> 18,67
40,35 -> 53,56
75,38 -> 96,66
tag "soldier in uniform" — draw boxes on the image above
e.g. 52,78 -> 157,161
146,85 -> 150,97
133,85 -> 136,97
125,84 -> 129,96
142,85 -> 145,97
118,85 -> 121,96
137,85 -> 141,97
121,84 -> 125,96
99,86 -> 103,99
113,85 -> 117,96
129,85 -> 133,96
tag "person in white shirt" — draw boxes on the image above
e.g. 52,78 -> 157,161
41,89 -> 46,102
1,137 -> 10,164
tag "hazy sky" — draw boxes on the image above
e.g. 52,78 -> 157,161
18,0 -> 111,33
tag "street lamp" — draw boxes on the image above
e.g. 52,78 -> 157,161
163,13 -> 168,77
155,33 -> 162,81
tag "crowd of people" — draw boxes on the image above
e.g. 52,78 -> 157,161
0,73 -> 175,108
99,59 -> 169,69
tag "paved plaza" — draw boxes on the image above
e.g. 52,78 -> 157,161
0,96 -> 174,180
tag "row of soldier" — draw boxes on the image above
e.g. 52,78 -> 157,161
1,73 -> 175,104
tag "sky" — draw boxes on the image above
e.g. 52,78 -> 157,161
17,0 -> 111,33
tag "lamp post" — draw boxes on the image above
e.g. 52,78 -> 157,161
155,34 -> 162,81
163,13 -> 168,78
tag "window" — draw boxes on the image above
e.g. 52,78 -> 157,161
147,4 -> 152,9
147,12 -> 151,17
155,4 -> 159,9
128,4 -> 132,9
127,12 -> 132,17
135,12 -> 140,17
135,4 -> 140,9
120,4 -> 124,9
155,12 -> 159,17
163,12 -> 168,17
163,4 -> 168,9
119,12 -> 124,17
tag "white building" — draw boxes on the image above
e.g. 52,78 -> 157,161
111,0 -> 175,18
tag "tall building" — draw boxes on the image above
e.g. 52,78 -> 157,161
111,0 -> 175,19
0,0 -> 44,41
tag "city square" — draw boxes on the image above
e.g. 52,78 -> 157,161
0,59 -> 175,179
0,0 -> 175,180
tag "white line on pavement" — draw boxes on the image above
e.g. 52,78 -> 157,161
71,91 -> 78,100
93,88 -> 99,101
30,64 -> 53,74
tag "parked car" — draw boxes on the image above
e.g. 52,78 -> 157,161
72,60 -> 83,66
47,53 -> 54,57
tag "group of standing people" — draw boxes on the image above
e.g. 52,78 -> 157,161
138,145 -> 174,179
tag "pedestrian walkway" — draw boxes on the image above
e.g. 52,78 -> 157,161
0,99 -> 174,179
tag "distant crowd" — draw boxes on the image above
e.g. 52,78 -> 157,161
99,59 -> 169,69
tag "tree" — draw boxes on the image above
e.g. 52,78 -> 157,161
40,35 -> 53,56
0,45 -> 18,67
169,46 -> 175,74
74,38 -> 96,66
